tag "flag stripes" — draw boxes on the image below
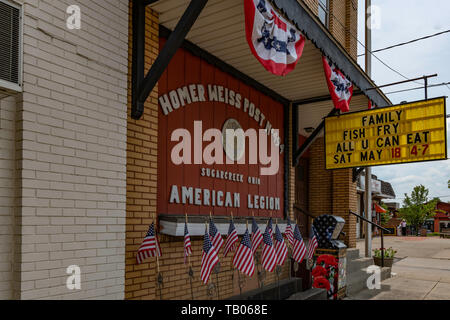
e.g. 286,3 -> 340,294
209,218 -> 224,252
285,219 -> 294,247
200,227 -> 219,284
251,218 -> 263,253
184,221 -> 192,264
274,224 -> 288,265
224,219 -> 238,257
261,224 -> 277,272
233,228 -> 255,276
136,222 -> 162,264
307,225 -> 319,259
292,224 -> 306,264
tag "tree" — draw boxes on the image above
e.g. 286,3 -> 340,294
399,185 -> 438,235
380,203 -> 392,225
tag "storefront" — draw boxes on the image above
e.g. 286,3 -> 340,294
125,0 -> 391,300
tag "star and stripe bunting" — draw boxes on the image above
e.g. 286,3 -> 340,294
244,0 -> 305,76
274,224 -> 288,265
136,222 -> 162,264
209,218 -> 224,252
292,223 -> 307,264
224,219 -> 239,257
261,223 -> 277,272
183,221 -> 192,264
322,56 -> 354,112
200,226 -> 219,284
232,227 -> 255,277
306,224 -> 319,260
251,218 -> 263,253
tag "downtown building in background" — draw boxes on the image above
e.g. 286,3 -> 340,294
0,0 -> 390,299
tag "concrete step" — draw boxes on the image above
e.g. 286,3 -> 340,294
287,287 -> 327,300
227,278 -> 302,300
346,267 -> 391,296
346,248 -> 361,261
346,257 -> 374,274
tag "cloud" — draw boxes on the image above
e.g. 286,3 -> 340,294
357,0 -> 450,203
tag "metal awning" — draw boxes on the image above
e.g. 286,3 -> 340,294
138,0 -> 390,110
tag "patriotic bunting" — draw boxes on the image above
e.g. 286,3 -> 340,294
261,223 -> 277,272
183,221 -> 192,264
285,218 -> 294,247
244,0 -> 305,76
200,226 -> 219,284
306,225 -> 319,260
224,219 -> 239,257
274,224 -> 288,266
322,56 -> 354,112
209,218 -> 224,252
233,227 -> 255,277
251,218 -> 263,253
136,222 -> 162,264
292,224 -> 307,264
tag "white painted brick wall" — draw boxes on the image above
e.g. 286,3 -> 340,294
13,0 -> 129,299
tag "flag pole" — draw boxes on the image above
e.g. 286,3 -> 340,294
275,219 -> 281,300
230,211 -> 237,294
209,213 -> 220,300
186,213 -> 194,300
154,212 -> 163,300
288,217 -> 292,280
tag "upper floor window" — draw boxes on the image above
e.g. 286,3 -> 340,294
318,0 -> 329,27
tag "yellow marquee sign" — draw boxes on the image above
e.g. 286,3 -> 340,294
325,97 -> 447,169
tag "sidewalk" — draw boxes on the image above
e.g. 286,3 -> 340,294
348,236 -> 450,300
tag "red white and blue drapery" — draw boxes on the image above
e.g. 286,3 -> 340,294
244,0 -> 306,76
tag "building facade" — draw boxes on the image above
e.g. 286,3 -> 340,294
0,0 -> 390,299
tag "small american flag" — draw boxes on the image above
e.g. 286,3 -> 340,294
285,218 -> 294,247
209,218 -> 224,252
251,218 -> 263,253
183,221 -> 192,264
292,224 -> 307,264
224,219 -> 238,257
267,217 -> 273,235
306,225 -> 319,259
136,222 -> 162,264
261,224 -> 277,272
200,226 -> 219,284
274,224 -> 288,265
232,227 -> 255,276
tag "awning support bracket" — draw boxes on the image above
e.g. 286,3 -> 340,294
131,0 -> 209,120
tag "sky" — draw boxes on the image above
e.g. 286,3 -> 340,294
356,0 -> 450,205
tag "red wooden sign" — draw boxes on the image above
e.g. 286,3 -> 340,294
157,39 -> 285,218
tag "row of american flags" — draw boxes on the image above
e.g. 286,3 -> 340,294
137,216 -> 319,285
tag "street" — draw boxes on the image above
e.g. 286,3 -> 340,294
349,236 -> 450,300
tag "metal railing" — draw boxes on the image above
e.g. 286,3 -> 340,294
349,210 -> 390,267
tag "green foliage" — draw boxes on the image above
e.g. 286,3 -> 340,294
399,185 -> 438,231
426,232 -> 440,237
373,247 -> 397,258
380,203 -> 392,225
